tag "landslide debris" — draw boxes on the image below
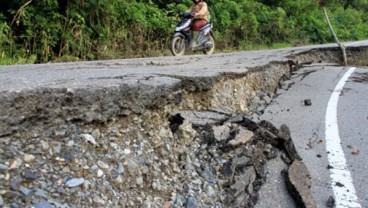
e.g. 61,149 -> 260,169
0,109 -> 314,207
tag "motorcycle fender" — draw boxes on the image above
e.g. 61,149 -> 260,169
172,32 -> 188,40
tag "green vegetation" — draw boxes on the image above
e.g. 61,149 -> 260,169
0,0 -> 367,64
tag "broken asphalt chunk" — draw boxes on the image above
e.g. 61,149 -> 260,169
286,160 -> 316,208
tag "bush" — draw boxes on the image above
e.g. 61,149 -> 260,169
1,0 -> 367,64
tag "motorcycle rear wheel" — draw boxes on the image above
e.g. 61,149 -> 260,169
203,34 -> 215,55
170,36 -> 186,56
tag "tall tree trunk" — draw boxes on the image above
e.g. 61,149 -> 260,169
323,7 -> 347,66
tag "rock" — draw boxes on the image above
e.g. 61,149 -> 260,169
263,95 -> 272,104
54,130 -> 66,137
136,177 -> 144,185
171,110 -> 229,128
66,140 -> 74,147
23,154 -> 36,162
199,123 -> 216,145
63,152 -> 74,162
34,201 -> 53,208
123,148 -> 131,155
200,166 -> 216,184
19,186 -> 34,197
97,161 -> 109,169
93,197 -> 106,206
228,126 -> 254,147
91,129 -> 101,140
24,170 -> 38,180
174,194 -> 186,206
304,99 -> 312,106
81,134 -> 98,146
118,164 -> 125,174
278,124 -> 291,142
326,196 -> 335,208
50,142 -> 62,154
283,138 -> 302,161
3,191 -> 20,200
35,189 -> 48,199
163,201 -> 173,208
97,169 -> 104,178
40,141 -> 50,151
65,178 -> 85,188
10,177 -> 23,191
232,116 -> 259,131
206,184 -> 216,197
259,120 -> 279,135
213,123 -> 231,142
0,164 -> 8,171
112,175 -> 123,185
0,195 -> 3,206
178,120 -> 197,144
8,158 -> 22,170
231,167 -> 256,197
186,197 -> 197,208
281,80 -> 295,90
286,160 -> 316,208
10,202 -> 19,208
256,127 -> 279,146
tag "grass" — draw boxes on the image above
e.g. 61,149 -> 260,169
0,53 -> 37,65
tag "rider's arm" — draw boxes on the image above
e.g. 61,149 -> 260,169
194,2 -> 208,18
187,5 -> 194,13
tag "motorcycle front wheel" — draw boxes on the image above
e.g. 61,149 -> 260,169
170,36 -> 186,56
203,34 -> 215,55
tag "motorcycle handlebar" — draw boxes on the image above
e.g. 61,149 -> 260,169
178,12 -> 195,18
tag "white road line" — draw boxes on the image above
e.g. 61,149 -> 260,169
325,67 -> 361,208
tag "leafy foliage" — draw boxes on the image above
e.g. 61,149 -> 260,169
1,0 -> 367,64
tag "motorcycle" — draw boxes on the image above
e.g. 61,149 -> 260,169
170,12 -> 215,56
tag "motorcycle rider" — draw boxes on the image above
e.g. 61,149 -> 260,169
187,0 -> 210,48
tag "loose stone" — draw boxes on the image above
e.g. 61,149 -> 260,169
8,158 -> 22,170
163,201 -> 173,208
23,154 -> 36,162
97,161 -> 109,169
65,178 -> 85,188
0,164 -> 8,171
34,201 -> 53,208
24,170 -> 38,180
50,142 -> 62,154
136,177 -> 144,185
118,164 -> 125,174
81,134 -> 98,146
10,177 -> 22,191
123,148 -> 131,155
97,169 -> 104,178
19,186 -> 34,197
186,197 -> 197,208
40,141 -> 49,151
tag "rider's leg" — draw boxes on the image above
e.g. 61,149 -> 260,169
191,20 -> 207,48
190,31 -> 199,48
192,19 -> 207,45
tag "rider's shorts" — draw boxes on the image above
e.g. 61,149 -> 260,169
191,19 -> 207,31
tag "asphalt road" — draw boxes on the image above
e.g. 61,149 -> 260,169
1,41 -> 366,93
261,64 -> 368,207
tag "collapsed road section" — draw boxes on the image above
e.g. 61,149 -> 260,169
0,43 -> 367,207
